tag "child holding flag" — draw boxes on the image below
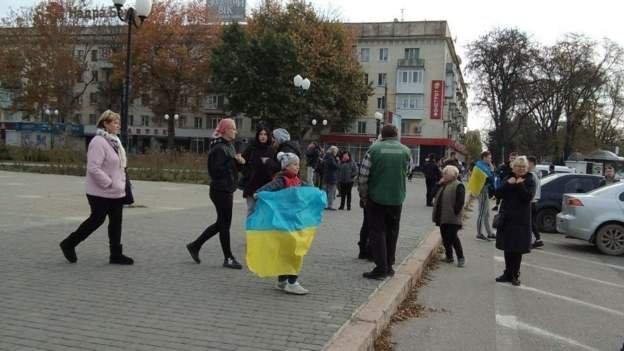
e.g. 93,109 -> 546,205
250,152 -> 326,295
467,151 -> 496,241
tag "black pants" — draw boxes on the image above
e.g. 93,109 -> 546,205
440,224 -> 464,260
504,252 -> 523,278
425,178 -> 438,206
366,199 -> 402,273
278,275 -> 298,284
531,202 -> 541,241
338,182 -> 353,209
63,195 -> 123,249
191,189 -> 234,259
358,208 -> 369,255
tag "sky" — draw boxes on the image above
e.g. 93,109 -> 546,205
2,0 -> 623,130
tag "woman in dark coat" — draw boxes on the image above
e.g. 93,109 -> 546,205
495,156 -> 536,286
337,151 -> 358,210
241,127 -> 275,216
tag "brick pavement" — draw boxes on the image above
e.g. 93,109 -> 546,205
0,171 -> 432,351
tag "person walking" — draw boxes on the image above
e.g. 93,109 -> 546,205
59,110 -> 134,265
241,127 -> 275,216
423,154 -> 442,207
359,125 -> 412,279
337,151 -> 358,210
528,156 -> 544,249
495,156 -> 536,286
322,145 -> 339,211
432,165 -> 466,267
254,152 -> 310,295
186,118 -> 245,269
305,142 -> 321,186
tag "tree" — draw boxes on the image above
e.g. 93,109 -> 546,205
111,0 -> 218,150
210,0 -> 372,140
0,0 -> 112,122
466,28 -> 536,164
463,130 -> 483,164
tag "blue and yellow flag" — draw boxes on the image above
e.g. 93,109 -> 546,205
246,187 -> 327,278
467,160 -> 494,196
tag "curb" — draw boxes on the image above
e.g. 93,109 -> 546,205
322,228 -> 441,351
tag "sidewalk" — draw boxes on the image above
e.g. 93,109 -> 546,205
0,171 -> 434,351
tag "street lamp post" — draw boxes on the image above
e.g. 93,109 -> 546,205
374,111 -> 383,136
164,113 -> 179,151
45,108 -> 59,149
113,0 -> 152,148
294,74 -> 311,139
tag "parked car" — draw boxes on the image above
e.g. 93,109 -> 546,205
557,182 -> 624,256
535,164 -> 574,178
535,173 -> 604,232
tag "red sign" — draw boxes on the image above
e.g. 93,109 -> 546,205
430,80 -> 444,119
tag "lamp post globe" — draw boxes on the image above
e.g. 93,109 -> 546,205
293,74 -> 303,87
301,78 -> 311,91
322,119 -> 327,126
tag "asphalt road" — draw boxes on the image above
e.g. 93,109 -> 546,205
391,211 -> 624,351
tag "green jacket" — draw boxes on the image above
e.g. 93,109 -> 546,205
358,137 -> 411,206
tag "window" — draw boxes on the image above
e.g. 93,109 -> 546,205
141,115 -> 150,127
104,69 -> 111,82
357,121 -> 367,134
180,94 -> 189,107
76,49 -> 85,60
208,117 -> 220,129
74,114 -> 82,123
363,73 -> 369,85
92,70 -> 98,82
206,95 -> 218,109
360,48 -> 370,62
178,115 -> 186,128
377,73 -> 387,86
400,70 -> 423,84
89,114 -> 97,125
100,47 -> 112,60
129,115 -> 134,126
91,50 -> 98,62
234,118 -> 243,130
194,117 -> 203,129
377,97 -> 385,109
379,48 -> 388,62
397,95 -> 424,110
404,48 -> 419,59
89,93 -> 97,105
77,71 -> 84,83
412,71 -> 422,83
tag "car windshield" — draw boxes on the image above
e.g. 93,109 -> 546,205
540,173 -> 566,186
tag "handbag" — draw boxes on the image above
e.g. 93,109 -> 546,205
122,169 -> 134,205
492,212 -> 504,229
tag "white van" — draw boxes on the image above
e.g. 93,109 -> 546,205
535,164 -> 574,178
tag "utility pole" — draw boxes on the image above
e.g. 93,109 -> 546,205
384,81 -> 388,124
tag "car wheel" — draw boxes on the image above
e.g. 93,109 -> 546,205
595,224 -> 624,256
537,208 -> 558,233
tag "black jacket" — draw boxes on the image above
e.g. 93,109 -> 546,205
305,146 -> 321,169
208,137 -> 239,193
322,153 -> 340,185
423,160 -> 442,181
495,172 -> 536,254
241,141 -> 275,198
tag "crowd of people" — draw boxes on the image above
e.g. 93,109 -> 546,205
59,110 -> 620,294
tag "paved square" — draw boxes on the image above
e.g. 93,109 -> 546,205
0,171 -> 432,351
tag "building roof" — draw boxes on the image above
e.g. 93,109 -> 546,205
584,149 -> 624,162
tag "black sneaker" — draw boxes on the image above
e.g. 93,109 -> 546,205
511,277 -> 521,286
495,274 -> 512,283
59,241 -> 77,263
363,269 -> 388,280
532,240 -> 544,249
444,256 -> 454,263
487,234 -> 497,239
186,243 -> 200,264
476,234 -> 491,241
223,257 -> 242,270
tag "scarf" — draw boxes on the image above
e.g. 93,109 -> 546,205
283,170 -> 302,188
96,128 -> 127,169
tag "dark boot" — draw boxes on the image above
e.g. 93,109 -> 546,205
186,242 -> 201,263
495,271 -> 512,283
109,245 -> 134,265
59,239 -> 77,263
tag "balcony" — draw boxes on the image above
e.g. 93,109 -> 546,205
397,58 -> 425,68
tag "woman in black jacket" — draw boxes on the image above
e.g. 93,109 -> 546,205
187,118 -> 246,269
242,127 -> 275,215
495,156 -> 536,286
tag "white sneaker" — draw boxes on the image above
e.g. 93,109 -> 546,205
284,281 -> 309,295
276,280 -> 287,291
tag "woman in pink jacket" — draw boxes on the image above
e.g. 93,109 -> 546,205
59,110 -> 134,265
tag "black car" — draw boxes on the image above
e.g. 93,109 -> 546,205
536,173 -> 604,232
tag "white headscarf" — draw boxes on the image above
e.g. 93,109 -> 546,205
96,128 -> 127,168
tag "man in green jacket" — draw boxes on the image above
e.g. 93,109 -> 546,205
358,125 -> 412,279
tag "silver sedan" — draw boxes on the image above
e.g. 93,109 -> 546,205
556,182 -> 624,256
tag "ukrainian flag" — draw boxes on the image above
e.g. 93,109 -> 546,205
246,186 -> 327,277
467,160 -> 494,196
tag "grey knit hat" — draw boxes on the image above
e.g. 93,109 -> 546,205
277,152 -> 299,169
272,128 -> 290,145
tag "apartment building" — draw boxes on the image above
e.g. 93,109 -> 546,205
0,20 -> 467,159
